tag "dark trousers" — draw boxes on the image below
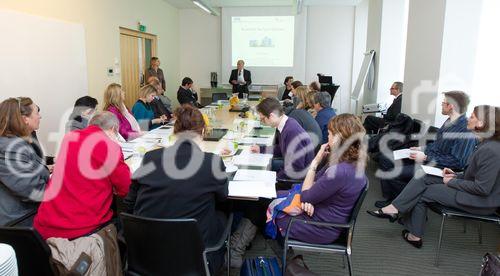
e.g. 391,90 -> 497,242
377,154 -> 418,200
364,115 -> 386,134
392,174 -> 496,237
206,211 -> 228,275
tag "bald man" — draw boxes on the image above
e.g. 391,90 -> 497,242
229,60 -> 252,99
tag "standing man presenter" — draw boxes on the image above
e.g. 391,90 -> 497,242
229,60 -> 252,99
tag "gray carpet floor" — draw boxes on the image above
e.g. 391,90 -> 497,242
234,161 -> 500,276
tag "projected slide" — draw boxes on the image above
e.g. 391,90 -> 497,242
232,16 -> 295,67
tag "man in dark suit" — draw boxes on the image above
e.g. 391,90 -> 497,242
146,57 -> 166,91
177,77 -> 202,108
363,81 -> 403,134
229,59 -> 252,98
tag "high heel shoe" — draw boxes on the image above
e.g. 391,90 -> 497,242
402,230 -> 422,249
366,209 -> 399,223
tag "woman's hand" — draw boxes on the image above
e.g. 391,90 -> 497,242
152,118 -> 163,125
301,202 -> 315,217
220,148 -> 232,156
311,143 -> 329,169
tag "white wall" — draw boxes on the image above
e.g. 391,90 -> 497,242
377,0 -> 408,105
179,9 -> 221,89
362,0 -> 382,105
305,6 -> 355,112
402,0 -> 446,125
435,0 -> 483,125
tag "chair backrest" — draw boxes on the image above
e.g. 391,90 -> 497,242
120,212 -> 207,276
212,93 -> 228,102
0,227 -> 54,276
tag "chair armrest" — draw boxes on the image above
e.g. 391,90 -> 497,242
287,217 -> 351,229
205,213 -> 234,253
5,210 -> 37,227
276,178 -> 304,184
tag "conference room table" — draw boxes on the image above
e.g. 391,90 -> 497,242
122,101 -> 277,200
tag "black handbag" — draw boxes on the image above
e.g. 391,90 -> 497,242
285,255 -> 319,276
479,253 -> 500,276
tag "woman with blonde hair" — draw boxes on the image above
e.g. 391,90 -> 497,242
294,86 -> 312,110
103,83 -> 141,140
0,97 -> 50,225
274,114 -> 368,244
131,84 -> 168,130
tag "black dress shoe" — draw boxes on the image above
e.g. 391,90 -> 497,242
402,230 -> 422,249
366,209 -> 399,223
374,200 -> 391,208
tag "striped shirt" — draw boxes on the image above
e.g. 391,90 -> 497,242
425,114 -> 478,170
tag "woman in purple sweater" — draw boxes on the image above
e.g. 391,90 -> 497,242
275,114 -> 368,244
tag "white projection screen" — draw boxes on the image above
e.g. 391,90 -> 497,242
231,16 -> 295,67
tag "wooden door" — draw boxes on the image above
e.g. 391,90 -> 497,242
120,34 -> 140,108
119,27 -> 157,109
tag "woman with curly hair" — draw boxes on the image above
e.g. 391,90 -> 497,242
275,113 -> 368,244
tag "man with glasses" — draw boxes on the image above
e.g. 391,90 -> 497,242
364,82 -> 403,134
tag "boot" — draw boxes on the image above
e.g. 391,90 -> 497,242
227,218 -> 257,268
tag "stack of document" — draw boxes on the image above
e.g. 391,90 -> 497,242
229,169 -> 277,198
228,181 -> 276,199
232,153 -> 273,167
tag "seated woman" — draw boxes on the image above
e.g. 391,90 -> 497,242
124,105 -> 229,274
278,76 -> 294,101
274,113 -> 368,244
367,105 -> 500,248
103,83 -> 142,140
66,96 -> 98,132
0,97 -> 50,226
287,86 -> 323,148
132,84 -> 168,130
34,111 -> 131,240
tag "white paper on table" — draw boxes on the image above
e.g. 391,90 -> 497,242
239,137 -> 273,145
128,157 -> 142,174
421,165 -> 443,177
393,149 -> 413,160
228,181 -> 277,199
233,169 -> 276,182
232,153 -> 273,167
150,127 -> 173,136
142,132 -> 167,140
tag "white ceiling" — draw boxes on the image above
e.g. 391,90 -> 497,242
163,0 -> 362,9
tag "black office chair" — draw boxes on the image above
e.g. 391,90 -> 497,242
427,203 -> 500,267
120,212 -> 233,276
282,183 -> 369,276
0,226 -> 55,276
212,93 -> 228,103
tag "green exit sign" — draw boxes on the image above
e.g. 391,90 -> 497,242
138,24 -> 146,32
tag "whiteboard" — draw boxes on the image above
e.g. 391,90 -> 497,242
0,9 -> 88,155
351,50 -> 375,101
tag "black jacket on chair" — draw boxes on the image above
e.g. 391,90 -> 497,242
229,69 -> 252,97
124,138 -> 229,246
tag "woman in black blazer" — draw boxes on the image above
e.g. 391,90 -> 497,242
125,105 -> 229,273
367,105 -> 500,248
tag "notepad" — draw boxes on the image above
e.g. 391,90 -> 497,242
233,169 -> 276,183
393,149 -> 415,160
228,181 -> 277,199
232,153 -> 273,167
421,165 -> 443,177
